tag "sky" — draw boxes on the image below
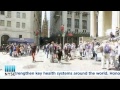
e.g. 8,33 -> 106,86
42,11 -> 50,37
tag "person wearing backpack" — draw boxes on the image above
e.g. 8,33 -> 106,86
85,42 -> 91,60
71,43 -> 76,60
46,43 -> 50,58
49,41 -> 55,63
101,40 -> 111,70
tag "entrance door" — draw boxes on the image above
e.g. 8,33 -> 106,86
1,35 -> 9,45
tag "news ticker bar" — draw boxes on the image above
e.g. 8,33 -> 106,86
4,71 -> 120,76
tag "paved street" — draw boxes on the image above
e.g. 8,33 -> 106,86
0,50 -> 120,79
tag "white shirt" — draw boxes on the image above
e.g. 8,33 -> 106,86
79,44 -> 83,51
118,45 -> 120,55
110,45 -> 116,56
94,45 -> 100,54
71,45 -> 76,52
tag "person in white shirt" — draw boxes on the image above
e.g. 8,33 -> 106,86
101,40 -> 111,70
118,40 -> 120,68
71,43 -> 76,59
27,45 -> 31,55
110,42 -> 116,67
94,44 -> 100,61
78,42 -> 83,57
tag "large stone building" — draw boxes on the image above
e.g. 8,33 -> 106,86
50,11 -> 90,44
90,11 -> 120,37
41,11 -> 48,37
0,11 -> 42,46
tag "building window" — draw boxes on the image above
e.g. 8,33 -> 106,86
16,12 -> 20,18
67,11 -> 72,14
67,29 -> 71,33
75,11 -> 79,16
19,35 -> 22,38
22,13 -> 26,18
75,19 -> 79,28
82,20 -> 87,29
67,18 -> 71,27
83,30 -> 86,33
22,23 -> 25,28
75,29 -> 78,33
7,11 -> 11,18
0,20 -> 5,26
16,22 -> 20,28
82,12 -> 88,17
0,11 -> 5,15
7,21 -> 11,27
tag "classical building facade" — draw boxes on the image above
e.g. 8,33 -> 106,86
41,11 -> 48,37
0,11 -> 42,46
90,11 -> 120,37
50,11 -> 90,44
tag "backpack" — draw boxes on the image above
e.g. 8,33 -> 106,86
86,44 -> 90,49
103,44 -> 111,53
13,47 -> 16,51
67,45 -> 71,50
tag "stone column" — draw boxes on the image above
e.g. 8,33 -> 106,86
87,12 -> 90,33
0,35 -> 1,46
117,11 -> 120,28
112,11 -> 118,30
90,11 -> 97,37
71,11 -> 74,32
98,11 -> 104,37
80,12 -> 82,32
62,11 -> 67,32
62,11 -> 67,46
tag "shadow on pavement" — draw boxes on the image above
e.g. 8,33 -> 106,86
35,61 -> 44,62
109,68 -> 120,71
23,65 -> 36,69
61,62 -> 71,65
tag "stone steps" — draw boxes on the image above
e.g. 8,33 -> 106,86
83,36 -> 109,42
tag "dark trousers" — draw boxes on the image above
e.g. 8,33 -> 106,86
118,55 -> 120,67
92,50 -> 96,58
95,53 -> 97,61
80,52 -> 82,56
10,50 -> 13,56
58,55 -> 62,61
118,55 -> 120,64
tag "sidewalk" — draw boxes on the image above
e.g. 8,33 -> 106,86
0,50 -> 120,79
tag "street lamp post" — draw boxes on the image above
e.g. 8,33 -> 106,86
61,25 -> 65,48
56,14 -> 65,48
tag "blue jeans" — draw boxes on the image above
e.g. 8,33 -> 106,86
10,50 -> 13,56
46,50 -> 49,58
94,53 -> 98,61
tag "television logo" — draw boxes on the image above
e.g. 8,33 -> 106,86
5,65 -> 16,76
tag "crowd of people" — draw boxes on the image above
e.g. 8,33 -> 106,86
42,38 -> 120,70
5,43 -> 39,62
1,27 -> 120,70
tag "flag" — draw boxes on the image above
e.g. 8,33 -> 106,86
60,25 -> 64,32
34,30 -> 39,36
36,30 -> 39,36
